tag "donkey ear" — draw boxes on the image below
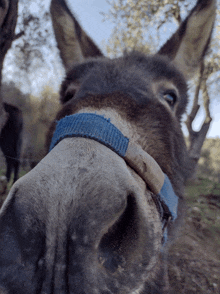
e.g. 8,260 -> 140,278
157,0 -> 216,80
50,0 -> 103,71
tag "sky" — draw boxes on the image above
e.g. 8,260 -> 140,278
67,0 -> 114,50
4,0 -> 220,138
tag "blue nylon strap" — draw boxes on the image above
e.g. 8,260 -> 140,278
50,113 -> 178,222
159,174 -> 178,220
49,113 -> 129,157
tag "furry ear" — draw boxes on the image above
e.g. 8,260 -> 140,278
50,0 -> 103,71
157,0 -> 216,80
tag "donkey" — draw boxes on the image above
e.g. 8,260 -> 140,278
0,0 -> 216,293
0,102 -> 23,183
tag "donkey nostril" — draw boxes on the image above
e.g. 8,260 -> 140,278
98,194 -> 139,273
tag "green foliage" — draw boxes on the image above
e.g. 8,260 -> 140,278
166,178 -> 220,293
186,177 -> 220,246
197,138 -> 220,182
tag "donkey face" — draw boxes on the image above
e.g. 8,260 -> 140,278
0,0 -> 216,293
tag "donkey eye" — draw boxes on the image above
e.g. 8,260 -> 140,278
63,90 -> 76,103
163,91 -> 177,107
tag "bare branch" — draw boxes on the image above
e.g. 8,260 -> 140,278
14,31 -> 25,40
171,2 -> 182,24
185,62 -> 204,138
186,69 -> 213,178
202,81 -> 212,124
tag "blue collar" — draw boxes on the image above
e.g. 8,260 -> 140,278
50,113 -> 129,157
50,113 -> 178,234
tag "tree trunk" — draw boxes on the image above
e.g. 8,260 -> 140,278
185,62 -> 212,179
0,66 -> 7,130
0,102 -> 8,131
0,0 -> 19,132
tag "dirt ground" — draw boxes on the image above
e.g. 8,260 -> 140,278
0,166 -> 219,293
168,180 -> 220,293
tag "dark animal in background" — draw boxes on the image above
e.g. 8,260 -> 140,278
0,0 -> 216,293
0,102 -> 23,182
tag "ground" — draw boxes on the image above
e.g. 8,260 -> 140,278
168,178 -> 220,293
0,160 -> 220,293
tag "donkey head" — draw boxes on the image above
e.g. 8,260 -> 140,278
0,0 -> 216,293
